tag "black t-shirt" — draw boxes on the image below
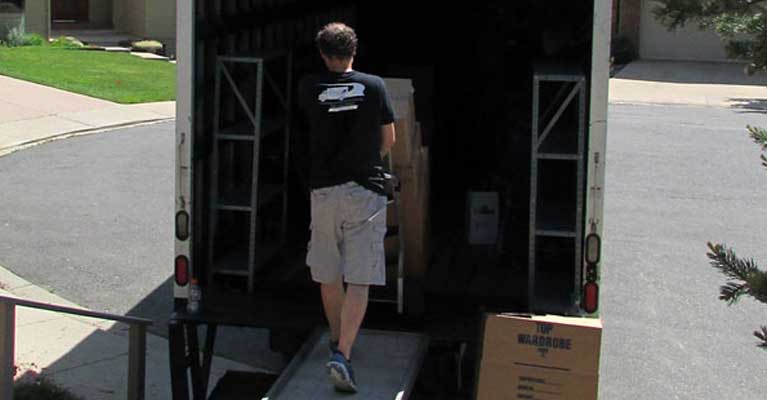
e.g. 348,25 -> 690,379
298,70 -> 396,196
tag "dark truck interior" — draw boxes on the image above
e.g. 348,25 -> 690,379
182,1 -> 594,397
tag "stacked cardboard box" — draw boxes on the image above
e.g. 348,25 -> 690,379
386,64 -> 435,146
384,78 -> 421,168
476,314 -> 603,400
383,78 -> 431,280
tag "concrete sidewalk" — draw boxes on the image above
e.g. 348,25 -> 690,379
2,266 -> 259,399
610,60 -> 767,109
0,74 -> 217,399
0,75 -> 175,156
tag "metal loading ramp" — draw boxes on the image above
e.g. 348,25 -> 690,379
262,329 -> 429,400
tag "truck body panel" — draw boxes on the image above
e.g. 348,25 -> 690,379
173,0 -> 194,300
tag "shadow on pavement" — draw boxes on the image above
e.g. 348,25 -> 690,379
18,277 -> 286,399
615,60 -> 767,86
122,276 -> 286,372
727,98 -> 767,114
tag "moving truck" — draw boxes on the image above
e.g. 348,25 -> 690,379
171,1 -> 610,398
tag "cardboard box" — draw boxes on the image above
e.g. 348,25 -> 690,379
384,78 -> 415,121
392,117 -> 419,167
386,64 -> 435,146
385,145 -> 430,279
421,147 -> 431,253
476,314 -> 602,400
383,78 -> 419,168
401,149 -> 430,279
468,192 -> 499,245
479,367 -> 598,400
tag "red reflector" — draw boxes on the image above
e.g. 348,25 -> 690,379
583,282 -> 599,314
175,256 -> 189,286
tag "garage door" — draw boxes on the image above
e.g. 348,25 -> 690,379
640,0 -> 728,61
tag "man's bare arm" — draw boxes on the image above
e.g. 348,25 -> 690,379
380,123 -> 396,159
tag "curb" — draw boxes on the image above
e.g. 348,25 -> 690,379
0,117 -> 175,158
0,264 -> 100,325
608,100 -> 691,107
607,99 -> 750,109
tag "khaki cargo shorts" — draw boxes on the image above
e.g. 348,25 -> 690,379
306,181 -> 387,286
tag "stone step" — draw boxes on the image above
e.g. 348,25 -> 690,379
130,52 -> 170,61
51,29 -> 142,47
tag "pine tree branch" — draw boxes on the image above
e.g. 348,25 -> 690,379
748,125 -> 767,149
706,242 -> 767,305
654,0 -> 767,28
707,242 -> 759,281
708,244 -> 767,350
747,126 -> 767,171
719,282 -> 749,304
754,326 -> 767,350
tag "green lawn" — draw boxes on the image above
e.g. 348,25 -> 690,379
0,46 -> 176,104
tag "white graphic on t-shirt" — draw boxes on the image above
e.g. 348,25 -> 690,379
318,83 -> 366,109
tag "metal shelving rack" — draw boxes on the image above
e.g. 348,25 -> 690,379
207,51 -> 293,293
529,67 -> 586,314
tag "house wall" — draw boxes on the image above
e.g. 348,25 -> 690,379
112,0 -> 175,40
639,0 -> 727,61
113,0 -> 146,37
144,0 -> 175,39
89,0 -> 112,28
24,0 -> 49,38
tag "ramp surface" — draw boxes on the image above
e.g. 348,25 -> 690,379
262,329 -> 428,400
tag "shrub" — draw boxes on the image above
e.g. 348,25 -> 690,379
21,33 -> 44,46
0,6 -> 24,46
50,36 -> 85,49
3,26 -> 24,46
2,31 -> 46,47
0,2 -> 23,13
131,39 -> 164,54
14,378 -> 82,400
610,35 -> 638,65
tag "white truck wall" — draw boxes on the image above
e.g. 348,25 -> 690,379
174,0 -> 194,299
585,0 -> 611,312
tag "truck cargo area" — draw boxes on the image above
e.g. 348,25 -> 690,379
172,0 -> 602,399
188,0 -> 594,315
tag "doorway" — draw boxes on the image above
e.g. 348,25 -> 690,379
52,0 -> 89,23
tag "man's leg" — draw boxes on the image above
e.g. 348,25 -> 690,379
320,280 -> 345,343
338,283 -> 369,360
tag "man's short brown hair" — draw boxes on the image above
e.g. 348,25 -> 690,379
315,22 -> 358,60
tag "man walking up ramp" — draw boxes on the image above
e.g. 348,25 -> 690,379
297,22 -> 398,392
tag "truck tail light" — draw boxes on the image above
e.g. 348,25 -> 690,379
175,256 -> 189,286
583,282 -> 599,314
176,211 -> 190,241
585,233 -> 601,264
